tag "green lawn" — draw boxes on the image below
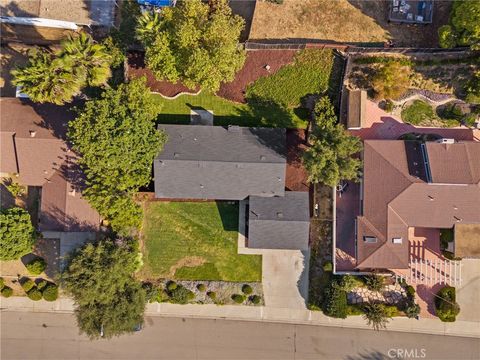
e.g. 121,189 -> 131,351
151,91 -> 308,129
401,100 -> 459,127
140,201 -> 262,282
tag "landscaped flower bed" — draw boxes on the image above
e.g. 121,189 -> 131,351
144,280 -> 264,306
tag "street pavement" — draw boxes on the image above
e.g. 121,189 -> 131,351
1,311 -> 479,360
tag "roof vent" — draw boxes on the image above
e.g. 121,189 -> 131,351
228,125 -> 241,133
29,130 -> 36,137
364,236 -> 377,243
200,184 -> 204,189
454,216 -> 462,222
428,195 -> 434,201
277,212 -> 283,219
260,155 -> 266,161
69,187 -> 76,197
436,138 -> 455,144
174,153 -> 180,159
392,237 -> 403,244
453,205 -> 458,210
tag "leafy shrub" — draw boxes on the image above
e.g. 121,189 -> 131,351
0,207 -> 37,260
401,100 -> 436,125
27,288 -> 42,301
249,295 -> 261,305
42,284 -> 59,301
1,286 -> 13,298
338,275 -> 360,292
308,303 -> 322,311
266,0 -> 284,4
231,294 -> 246,304
322,279 -> 348,318
169,286 -> 195,304
435,286 -> 460,322
384,305 -> 399,317
346,304 -> 364,316
404,303 -> 421,319
37,280 -> 48,291
197,283 -> 206,292
0,277 -> 4,289
166,281 -> 177,291
207,291 -> 217,300
383,99 -> 394,113
363,303 -> 390,330
372,62 -> 411,100
22,279 -> 35,293
323,261 -> 333,272
364,275 -> 384,292
242,284 -> 253,295
405,285 -> 416,299
25,257 -> 46,275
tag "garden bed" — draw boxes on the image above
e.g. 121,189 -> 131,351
139,201 -> 262,282
146,279 -> 264,306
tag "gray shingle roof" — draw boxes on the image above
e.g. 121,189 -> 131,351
154,125 -> 287,200
248,192 -> 310,250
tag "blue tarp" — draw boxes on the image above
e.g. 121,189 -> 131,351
137,0 -> 172,7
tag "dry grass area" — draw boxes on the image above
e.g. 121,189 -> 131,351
250,0 -> 452,47
250,0 -> 389,43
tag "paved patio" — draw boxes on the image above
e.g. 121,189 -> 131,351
349,100 -> 477,141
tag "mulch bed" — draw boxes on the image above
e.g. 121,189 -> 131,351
126,52 -> 199,97
285,129 -> 309,192
126,50 -> 297,102
217,50 -> 297,103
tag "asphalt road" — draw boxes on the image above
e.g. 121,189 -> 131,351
1,311 -> 479,360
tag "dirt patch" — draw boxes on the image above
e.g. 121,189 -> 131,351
168,256 -> 207,278
218,49 -> 296,103
285,129 -> 309,192
250,0 -> 452,47
126,52 -> 199,97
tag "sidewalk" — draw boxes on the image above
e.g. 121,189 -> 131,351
2,297 -> 479,338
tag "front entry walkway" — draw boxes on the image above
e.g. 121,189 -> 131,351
238,200 -> 309,309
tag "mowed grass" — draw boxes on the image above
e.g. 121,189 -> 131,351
151,91 -> 308,129
141,201 -> 262,282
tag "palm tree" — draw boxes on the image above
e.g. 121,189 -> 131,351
58,32 -> 112,87
363,303 -> 391,331
11,49 -> 82,105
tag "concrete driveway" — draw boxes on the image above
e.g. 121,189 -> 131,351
457,259 -> 480,322
261,249 -> 309,309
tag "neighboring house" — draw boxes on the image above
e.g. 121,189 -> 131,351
0,0 -> 116,43
389,0 -> 433,24
154,124 -> 310,250
356,139 -> 480,272
0,98 -> 100,233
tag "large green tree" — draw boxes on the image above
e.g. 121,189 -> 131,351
439,0 -> 480,50
303,97 -> 362,187
68,78 -> 166,233
0,207 -> 37,260
61,239 -> 146,339
12,32 -> 112,104
136,0 -> 246,92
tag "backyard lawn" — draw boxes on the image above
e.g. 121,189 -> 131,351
151,91 -> 308,129
140,201 -> 262,282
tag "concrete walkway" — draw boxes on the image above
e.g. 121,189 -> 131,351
1,296 -> 479,338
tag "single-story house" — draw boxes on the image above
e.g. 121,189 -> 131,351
0,98 -> 100,233
154,124 -> 310,251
